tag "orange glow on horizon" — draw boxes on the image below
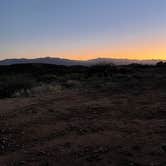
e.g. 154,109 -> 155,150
34,38 -> 166,60
54,44 -> 166,61
7,48 -> 166,61
3,38 -> 166,61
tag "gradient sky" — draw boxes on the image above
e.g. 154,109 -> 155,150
1,0 -> 166,60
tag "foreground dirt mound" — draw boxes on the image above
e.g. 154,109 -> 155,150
0,90 -> 166,166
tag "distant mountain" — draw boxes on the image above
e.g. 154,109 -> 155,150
86,58 -> 161,65
0,57 -> 162,66
0,57 -> 82,66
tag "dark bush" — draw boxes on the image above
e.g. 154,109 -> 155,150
87,64 -> 116,77
0,75 -> 36,98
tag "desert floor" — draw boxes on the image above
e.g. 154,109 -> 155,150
0,88 -> 166,166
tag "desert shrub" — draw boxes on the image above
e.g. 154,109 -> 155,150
64,73 -> 85,81
62,80 -> 81,88
37,74 -> 57,83
87,64 -> 116,77
156,61 -> 165,67
0,75 -> 36,98
30,84 -> 62,96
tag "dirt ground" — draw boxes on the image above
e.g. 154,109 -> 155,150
0,89 -> 166,166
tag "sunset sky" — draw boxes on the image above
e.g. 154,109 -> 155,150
0,0 -> 166,60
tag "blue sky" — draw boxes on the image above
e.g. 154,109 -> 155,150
0,0 -> 166,60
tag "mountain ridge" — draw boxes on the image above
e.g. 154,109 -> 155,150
0,57 -> 164,66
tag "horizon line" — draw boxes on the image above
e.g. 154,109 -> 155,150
0,56 -> 165,62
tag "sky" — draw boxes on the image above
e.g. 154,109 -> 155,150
0,0 -> 166,60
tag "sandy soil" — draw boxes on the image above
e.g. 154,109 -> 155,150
0,89 -> 166,166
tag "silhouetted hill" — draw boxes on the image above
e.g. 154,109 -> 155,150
86,58 -> 162,65
0,57 -> 83,66
0,57 -> 163,66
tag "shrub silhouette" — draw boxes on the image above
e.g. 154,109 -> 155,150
0,75 -> 35,98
